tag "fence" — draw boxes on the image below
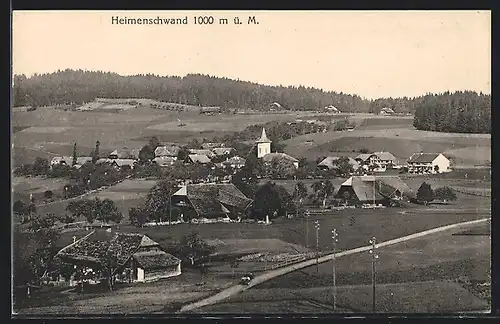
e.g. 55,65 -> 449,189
265,251 -> 330,271
454,188 -> 491,198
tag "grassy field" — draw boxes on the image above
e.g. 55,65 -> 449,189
282,116 -> 490,166
14,268 -> 233,314
195,223 -> 490,313
195,281 -> 488,314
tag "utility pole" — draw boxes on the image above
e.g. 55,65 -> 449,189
169,194 -> 172,225
369,236 -> 379,313
332,229 -> 338,311
314,220 -> 320,274
305,210 -> 310,248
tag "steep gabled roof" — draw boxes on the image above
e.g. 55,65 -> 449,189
188,154 -> 212,164
373,151 -> 396,162
262,152 -> 299,163
153,156 -> 176,166
318,156 -> 360,170
223,156 -> 246,165
133,251 -> 181,270
355,153 -> 376,162
172,183 -> 253,217
408,153 -> 443,163
189,149 -> 214,157
212,147 -> 235,156
154,145 -> 180,157
338,175 -> 414,202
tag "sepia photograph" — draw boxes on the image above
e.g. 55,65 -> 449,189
11,10 -> 491,316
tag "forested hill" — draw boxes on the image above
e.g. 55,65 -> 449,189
13,69 -> 490,133
13,69 -> 372,112
412,91 -> 491,134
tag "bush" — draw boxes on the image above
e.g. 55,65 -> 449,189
44,190 -> 54,200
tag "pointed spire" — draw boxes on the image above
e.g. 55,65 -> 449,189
256,128 -> 272,143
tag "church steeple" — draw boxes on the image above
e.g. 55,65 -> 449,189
256,128 -> 271,144
256,128 -> 272,158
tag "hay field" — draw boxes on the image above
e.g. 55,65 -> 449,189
283,116 -> 490,167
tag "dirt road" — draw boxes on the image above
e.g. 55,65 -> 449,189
179,217 -> 490,313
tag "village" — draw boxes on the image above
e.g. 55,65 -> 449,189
11,10 -> 491,316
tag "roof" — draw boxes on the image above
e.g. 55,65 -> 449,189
381,107 -> 395,113
189,149 -> 213,156
109,148 -> 137,159
189,154 -> 212,164
318,156 -> 360,170
201,142 -> 224,149
76,157 -> 93,165
256,128 -> 272,143
212,147 -> 234,156
172,183 -> 253,217
57,232 -> 151,268
51,156 -> 73,164
114,159 -> 136,167
355,153 -> 376,162
133,251 -> 181,270
223,156 -> 246,165
338,176 -> 414,201
154,145 -> 180,157
262,153 -> 299,163
153,156 -> 176,166
373,152 -> 396,162
408,153 -> 444,163
200,106 -> 221,112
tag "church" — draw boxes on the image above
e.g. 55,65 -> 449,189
255,128 -> 299,168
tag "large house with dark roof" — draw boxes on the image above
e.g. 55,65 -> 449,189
171,183 -> 253,221
407,153 -> 451,174
56,231 -> 181,284
335,175 -> 414,206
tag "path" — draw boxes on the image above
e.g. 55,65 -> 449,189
179,217 -> 490,313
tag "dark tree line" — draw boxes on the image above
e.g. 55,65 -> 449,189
13,69 -> 372,112
412,91 -> 490,134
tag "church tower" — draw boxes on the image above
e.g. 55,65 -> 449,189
256,128 -> 272,158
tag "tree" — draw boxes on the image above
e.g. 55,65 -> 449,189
32,157 -> 50,176
174,231 -> 216,266
268,158 -> 296,179
143,179 -> 177,222
129,206 -> 149,227
232,166 -> 258,199
416,182 -> 434,205
230,260 -> 240,278
177,146 -> 190,163
148,136 -> 160,151
252,182 -> 293,219
72,143 -> 77,166
434,186 -> 457,203
95,198 -> 123,224
92,141 -> 100,164
312,180 -> 335,208
138,145 -> 155,164
331,157 -> 354,177
434,165 -> 440,173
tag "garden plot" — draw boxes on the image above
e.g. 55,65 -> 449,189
204,238 -> 310,256
20,126 -> 73,134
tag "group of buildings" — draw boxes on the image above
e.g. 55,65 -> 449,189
318,151 -> 451,175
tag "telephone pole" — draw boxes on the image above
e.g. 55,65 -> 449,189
305,210 -> 310,248
369,236 -> 379,313
332,229 -> 338,311
314,220 -> 320,274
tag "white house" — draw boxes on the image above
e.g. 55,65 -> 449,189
355,153 -> 385,172
407,153 -> 451,174
373,151 -> 398,168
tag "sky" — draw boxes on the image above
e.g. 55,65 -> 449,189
12,10 -> 491,99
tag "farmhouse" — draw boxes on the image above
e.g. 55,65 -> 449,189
202,142 -> 224,149
188,154 -> 212,165
154,145 -> 180,158
56,231 -> 181,284
324,105 -> 341,113
96,158 -> 137,169
189,149 -> 215,158
262,153 -> 300,169
335,175 -> 414,206
171,183 -> 253,220
407,153 -> 451,174
317,156 -> 360,172
212,147 -> 235,156
50,156 -> 92,169
379,107 -> 395,115
373,151 -> 398,168
222,156 -> 246,169
355,153 -> 384,172
109,148 -> 138,160
153,156 -> 176,167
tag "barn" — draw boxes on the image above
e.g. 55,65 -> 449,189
335,175 -> 415,206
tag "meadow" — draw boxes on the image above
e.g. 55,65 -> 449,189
194,222 -> 491,313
